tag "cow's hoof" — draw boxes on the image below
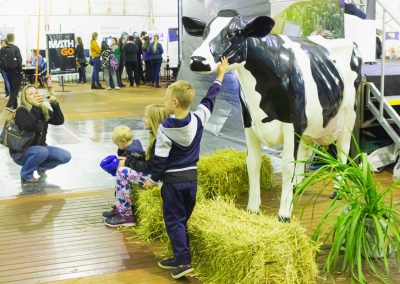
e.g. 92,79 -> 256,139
246,205 -> 260,213
277,216 -> 291,223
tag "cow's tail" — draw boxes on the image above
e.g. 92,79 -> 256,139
351,42 -> 363,91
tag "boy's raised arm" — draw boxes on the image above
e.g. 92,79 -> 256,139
194,57 -> 229,124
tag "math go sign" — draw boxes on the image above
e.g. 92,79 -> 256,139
46,33 -> 77,75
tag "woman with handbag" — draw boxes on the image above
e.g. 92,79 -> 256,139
10,84 -> 71,185
100,41 -> 119,90
75,36 -> 87,84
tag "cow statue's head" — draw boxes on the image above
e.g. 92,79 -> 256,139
182,9 -> 275,73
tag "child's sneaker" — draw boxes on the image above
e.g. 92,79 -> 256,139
171,264 -> 194,279
104,214 -> 136,227
158,258 -> 178,270
102,205 -> 117,219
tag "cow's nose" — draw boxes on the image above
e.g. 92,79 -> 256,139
190,56 -> 211,72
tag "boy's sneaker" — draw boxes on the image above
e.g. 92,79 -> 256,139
171,264 -> 194,279
21,177 -> 39,184
102,205 -> 117,219
158,258 -> 178,270
104,214 -> 136,227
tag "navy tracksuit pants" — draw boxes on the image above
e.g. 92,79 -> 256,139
161,181 -> 197,265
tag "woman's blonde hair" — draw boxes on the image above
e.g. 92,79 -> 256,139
112,125 -> 132,145
145,104 -> 169,160
152,34 -> 159,53
91,32 -> 98,42
20,85 -> 50,121
77,36 -> 83,46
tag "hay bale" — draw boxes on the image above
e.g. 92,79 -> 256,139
189,198 -> 318,284
131,186 -> 206,242
132,186 -> 167,242
128,186 -> 317,283
197,149 -> 273,199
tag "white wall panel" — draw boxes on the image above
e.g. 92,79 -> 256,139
109,0 -> 125,15
152,0 -> 177,16
70,0 -> 89,15
0,16 -> 29,61
90,0 -> 108,15
125,0 -> 150,15
0,0 -> 35,15
49,0 -> 70,15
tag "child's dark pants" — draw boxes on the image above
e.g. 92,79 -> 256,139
161,181 -> 197,265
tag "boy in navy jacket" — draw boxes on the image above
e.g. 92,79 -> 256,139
143,57 -> 228,279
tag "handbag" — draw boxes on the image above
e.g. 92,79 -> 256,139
78,57 -> 88,67
0,109 -> 35,152
89,57 -> 94,66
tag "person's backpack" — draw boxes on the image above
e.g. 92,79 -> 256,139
0,46 -> 17,71
109,54 -> 119,71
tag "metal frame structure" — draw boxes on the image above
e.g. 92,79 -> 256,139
360,0 -> 400,148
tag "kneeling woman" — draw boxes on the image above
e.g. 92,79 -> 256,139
11,85 -> 71,185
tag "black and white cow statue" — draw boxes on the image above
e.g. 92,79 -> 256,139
183,10 -> 362,222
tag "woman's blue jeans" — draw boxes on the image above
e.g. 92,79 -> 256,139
151,60 -> 162,86
92,57 -> 101,87
12,146 -> 71,180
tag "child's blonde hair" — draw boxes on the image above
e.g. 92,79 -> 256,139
167,80 -> 196,110
145,104 -> 169,160
112,125 -> 132,145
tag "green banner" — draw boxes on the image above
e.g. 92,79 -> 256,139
271,0 -> 344,38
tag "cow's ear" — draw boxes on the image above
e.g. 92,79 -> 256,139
243,16 -> 275,38
182,16 -> 207,37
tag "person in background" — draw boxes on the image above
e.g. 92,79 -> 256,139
117,37 -> 126,87
135,31 -> 147,83
110,37 -> 123,88
75,36 -> 86,84
148,34 -> 163,88
0,39 -> 10,97
30,49 -> 45,72
2,33 -> 22,112
75,36 -> 87,84
100,41 -> 119,90
142,36 -> 152,86
90,32 -> 104,89
10,84 -> 71,186
123,36 -> 140,88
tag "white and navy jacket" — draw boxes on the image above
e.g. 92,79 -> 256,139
150,81 -> 222,183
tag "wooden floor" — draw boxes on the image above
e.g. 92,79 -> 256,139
0,82 -> 399,283
0,189 -> 200,284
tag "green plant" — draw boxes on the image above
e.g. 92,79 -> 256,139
272,0 -> 344,38
295,141 -> 400,283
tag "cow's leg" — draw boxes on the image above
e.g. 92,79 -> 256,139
336,114 -> 356,164
245,127 -> 262,213
279,124 -> 295,219
293,141 -> 312,188
331,111 -> 356,198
